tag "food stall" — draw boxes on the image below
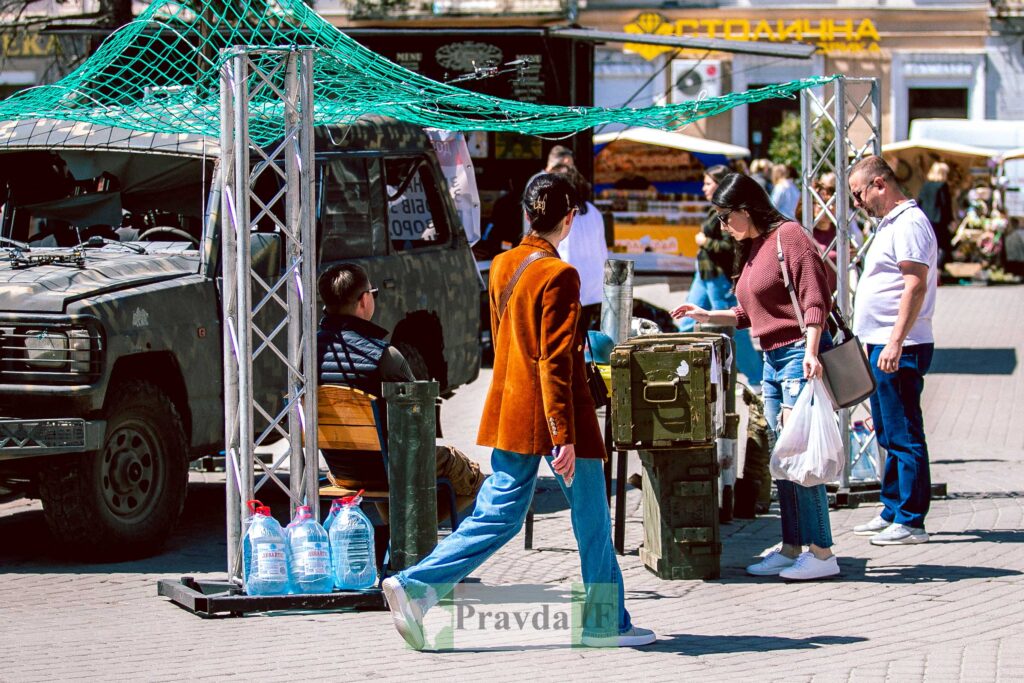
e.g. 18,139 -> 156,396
880,139 -> 994,201
593,127 -> 750,258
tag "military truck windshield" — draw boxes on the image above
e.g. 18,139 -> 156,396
0,149 -> 210,251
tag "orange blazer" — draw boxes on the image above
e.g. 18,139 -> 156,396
477,235 -> 605,458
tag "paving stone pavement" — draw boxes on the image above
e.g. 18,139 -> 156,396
1,285 -> 1023,681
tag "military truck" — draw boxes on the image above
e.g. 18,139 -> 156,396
0,115 -> 481,558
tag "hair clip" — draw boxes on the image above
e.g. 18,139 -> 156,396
531,196 -> 546,214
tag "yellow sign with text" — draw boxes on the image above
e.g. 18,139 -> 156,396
624,12 -> 881,59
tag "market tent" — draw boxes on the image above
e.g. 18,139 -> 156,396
881,138 -> 995,198
594,127 -> 750,194
594,127 -> 750,161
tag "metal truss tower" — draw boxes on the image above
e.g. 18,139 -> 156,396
219,47 -> 318,582
799,76 -> 882,489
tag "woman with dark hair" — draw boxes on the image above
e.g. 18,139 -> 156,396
678,165 -> 764,390
383,173 -> 655,650
671,172 -> 840,581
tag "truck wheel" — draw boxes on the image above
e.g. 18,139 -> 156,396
39,381 -> 188,559
394,341 -> 430,380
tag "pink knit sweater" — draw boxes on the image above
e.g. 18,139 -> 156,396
731,221 -> 831,351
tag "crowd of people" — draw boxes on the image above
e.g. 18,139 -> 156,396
315,150 -> 939,650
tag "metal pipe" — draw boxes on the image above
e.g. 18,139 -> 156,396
601,259 -> 633,345
220,51 -> 241,582
299,48 -> 319,517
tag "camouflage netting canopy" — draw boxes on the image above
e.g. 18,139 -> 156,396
0,0 -> 836,146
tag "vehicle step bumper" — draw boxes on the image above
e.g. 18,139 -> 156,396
0,418 -> 106,459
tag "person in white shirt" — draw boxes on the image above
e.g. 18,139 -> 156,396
551,163 -> 608,331
848,155 -> 938,546
770,163 -> 800,219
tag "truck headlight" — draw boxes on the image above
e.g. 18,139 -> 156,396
22,327 -> 93,373
23,330 -> 68,368
68,328 -> 92,374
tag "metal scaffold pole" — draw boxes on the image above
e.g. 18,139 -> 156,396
220,46 -> 319,584
799,76 -> 882,503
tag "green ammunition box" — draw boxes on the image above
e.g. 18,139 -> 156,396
610,333 -> 726,449
638,448 -> 721,580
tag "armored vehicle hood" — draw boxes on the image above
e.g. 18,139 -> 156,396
0,249 -> 198,313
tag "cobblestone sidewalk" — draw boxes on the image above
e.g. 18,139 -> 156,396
1,286 -> 1022,681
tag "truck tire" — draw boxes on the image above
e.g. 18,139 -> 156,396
39,380 -> 188,559
394,341 -> 430,380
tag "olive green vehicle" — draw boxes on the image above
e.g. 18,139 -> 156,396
0,115 -> 481,558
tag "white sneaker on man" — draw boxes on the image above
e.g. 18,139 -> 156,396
745,550 -> 796,576
581,626 -> 657,648
778,551 -> 840,580
870,523 -> 929,545
382,577 -> 426,650
853,515 -> 891,536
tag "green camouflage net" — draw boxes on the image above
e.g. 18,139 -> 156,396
0,0 -> 836,145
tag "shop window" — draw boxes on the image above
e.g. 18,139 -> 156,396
908,88 -> 968,127
319,157 -> 387,261
384,156 -> 450,251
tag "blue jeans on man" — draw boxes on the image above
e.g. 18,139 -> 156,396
677,272 -> 764,387
867,343 -> 934,529
396,449 -> 631,639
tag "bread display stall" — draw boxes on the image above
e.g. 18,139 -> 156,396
593,127 -> 750,258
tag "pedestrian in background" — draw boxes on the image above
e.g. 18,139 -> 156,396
849,155 -> 938,545
383,173 -> 656,650
677,164 -> 763,391
672,172 -> 839,581
551,163 -> 608,331
770,163 -> 800,219
750,158 -> 773,196
916,161 -> 954,274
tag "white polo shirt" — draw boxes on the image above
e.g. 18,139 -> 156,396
853,200 -> 938,346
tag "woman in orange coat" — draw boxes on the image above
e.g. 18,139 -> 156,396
383,173 -> 655,650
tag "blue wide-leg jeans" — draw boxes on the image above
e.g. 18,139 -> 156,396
868,343 -> 934,529
396,448 -> 631,638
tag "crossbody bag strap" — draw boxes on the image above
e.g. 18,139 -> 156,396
497,250 -> 553,321
777,230 -> 807,334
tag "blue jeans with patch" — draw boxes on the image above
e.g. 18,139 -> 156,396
868,343 -> 934,529
396,449 -> 631,638
762,336 -> 834,549
677,272 -> 764,386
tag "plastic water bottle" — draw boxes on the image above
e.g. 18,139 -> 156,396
242,501 -> 290,596
850,421 -> 879,481
330,491 -> 378,590
285,504 -> 334,594
323,499 -> 344,533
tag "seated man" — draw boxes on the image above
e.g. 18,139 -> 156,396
316,263 -> 485,519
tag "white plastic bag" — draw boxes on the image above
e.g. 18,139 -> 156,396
769,378 -> 845,486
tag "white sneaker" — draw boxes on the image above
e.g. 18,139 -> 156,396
382,577 -> 425,650
745,550 -> 796,576
581,626 -> 657,648
853,515 -> 891,536
779,552 -> 841,580
870,523 -> 929,546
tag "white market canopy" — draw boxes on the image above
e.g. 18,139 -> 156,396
594,127 -> 751,159
881,138 -> 996,160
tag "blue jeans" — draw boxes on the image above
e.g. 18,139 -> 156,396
396,449 -> 631,638
677,272 -> 764,385
868,343 -> 934,529
762,337 -> 834,549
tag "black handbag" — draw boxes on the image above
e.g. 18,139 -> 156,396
584,333 -> 610,408
777,232 -> 877,410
